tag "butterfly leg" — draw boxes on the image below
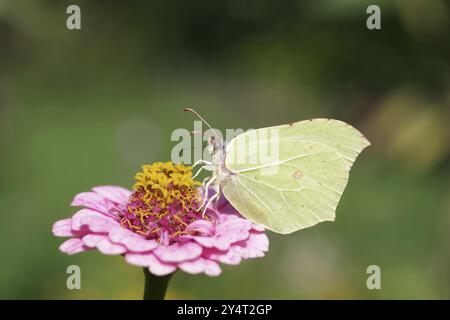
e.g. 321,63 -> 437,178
198,176 -> 211,190
199,175 -> 216,210
192,159 -> 212,168
213,185 -> 222,208
202,191 -> 219,217
192,165 -> 215,180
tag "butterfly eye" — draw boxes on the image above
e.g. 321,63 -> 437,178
208,136 -> 216,146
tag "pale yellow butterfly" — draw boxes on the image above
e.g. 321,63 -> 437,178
185,108 -> 370,234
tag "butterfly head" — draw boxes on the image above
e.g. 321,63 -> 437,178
207,135 -> 224,156
184,107 -> 224,158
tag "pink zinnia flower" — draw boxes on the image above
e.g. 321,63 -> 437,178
52,162 -> 269,277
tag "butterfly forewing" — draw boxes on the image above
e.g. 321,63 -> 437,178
222,119 -> 370,234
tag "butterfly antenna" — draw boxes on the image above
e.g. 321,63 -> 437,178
191,130 -> 212,136
183,108 -> 219,138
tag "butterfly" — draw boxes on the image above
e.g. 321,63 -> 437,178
184,108 -> 370,234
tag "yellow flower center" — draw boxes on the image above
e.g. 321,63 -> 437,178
120,161 -> 204,243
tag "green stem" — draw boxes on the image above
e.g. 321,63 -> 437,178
142,268 -> 173,300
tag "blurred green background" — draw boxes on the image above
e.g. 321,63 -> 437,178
1,0 -> 450,299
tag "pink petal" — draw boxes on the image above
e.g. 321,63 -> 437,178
211,238 -> 234,251
234,232 -> 269,259
126,253 -> 177,276
180,235 -> 230,251
215,218 -> 252,245
82,234 -> 107,248
247,231 -> 270,252
125,252 -> 154,267
160,231 -> 170,246
185,220 -> 215,236
71,209 -> 106,230
180,235 -> 216,248
92,186 -> 131,205
183,216 -> 253,251
71,209 -> 119,233
59,238 -> 88,255
81,216 -> 118,233
203,248 -> 243,265
215,197 -> 241,217
71,192 -> 110,212
252,224 -> 265,232
96,238 -> 126,255
52,218 -> 74,237
203,260 -> 222,276
154,241 -> 202,263
178,258 -> 206,274
148,257 -> 177,276
179,258 -> 221,276
108,227 -> 158,252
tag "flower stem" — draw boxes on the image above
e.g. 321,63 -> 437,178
142,268 -> 173,300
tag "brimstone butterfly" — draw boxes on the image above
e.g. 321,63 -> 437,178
184,108 -> 370,234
